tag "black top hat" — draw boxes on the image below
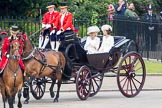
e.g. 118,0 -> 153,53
46,2 -> 55,8
59,2 -> 68,8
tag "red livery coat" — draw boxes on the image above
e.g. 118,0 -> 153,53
0,35 -> 27,70
42,11 -> 59,31
53,12 -> 75,31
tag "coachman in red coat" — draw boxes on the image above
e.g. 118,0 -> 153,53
0,26 -> 26,75
39,2 -> 59,49
51,2 -> 75,51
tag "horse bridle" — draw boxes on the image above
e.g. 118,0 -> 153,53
9,41 -> 21,60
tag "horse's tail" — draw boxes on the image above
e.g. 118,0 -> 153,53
58,52 -> 66,71
61,53 -> 72,81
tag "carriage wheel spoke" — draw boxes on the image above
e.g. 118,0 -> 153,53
130,79 -> 133,95
92,78 -> 100,88
124,60 -> 128,71
120,76 -> 127,83
134,60 -> 140,68
126,78 -> 130,94
34,85 -> 38,92
132,77 -> 141,85
131,78 -> 138,91
91,79 -> 95,92
122,77 -> 128,89
129,56 -> 131,64
39,85 -> 43,94
135,67 -> 142,72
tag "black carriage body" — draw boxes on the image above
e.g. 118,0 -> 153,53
61,33 -> 138,72
24,29 -> 146,101
81,36 -> 132,71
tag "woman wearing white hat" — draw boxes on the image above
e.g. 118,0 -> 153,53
84,26 -> 100,54
98,24 -> 114,53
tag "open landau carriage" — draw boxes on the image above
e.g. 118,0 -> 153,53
27,31 -> 146,100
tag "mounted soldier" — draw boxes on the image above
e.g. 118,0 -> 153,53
0,26 -> 26,77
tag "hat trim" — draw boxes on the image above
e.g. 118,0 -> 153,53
87,30 -> 100,35
59,6 -> 68,9
46,5 -> 55,8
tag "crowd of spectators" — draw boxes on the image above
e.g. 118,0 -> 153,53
107,0 -> 162,51
107,0 -> 161,21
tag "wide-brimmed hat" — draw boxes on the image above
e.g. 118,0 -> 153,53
101,24 -> 112,32
46,2 -> 55,8
59,2 -> 68,9
87,26 -> 100,35
10,26 -> 19,34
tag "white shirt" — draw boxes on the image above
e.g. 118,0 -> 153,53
60,13 -> 65,26
84,36 -> 100,54
98,36 -> 114,53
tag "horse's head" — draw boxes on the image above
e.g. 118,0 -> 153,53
21,34 -> 34,58
9,40 -> 21,59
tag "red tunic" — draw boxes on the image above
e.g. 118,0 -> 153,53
53,12 -> 75,31
0,36 -> 26,70
42,11 -> 59,31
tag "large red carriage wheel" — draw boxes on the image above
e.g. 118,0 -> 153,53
30,77 -> 46,100
89,72 -> 104,97
76,66 -> 91,100
117,52 -> 146,97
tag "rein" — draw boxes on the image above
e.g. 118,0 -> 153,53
22,47 -> 62,75
22,47 -> 36,60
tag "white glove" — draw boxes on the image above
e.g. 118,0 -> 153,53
45,24 -> 51,29
42,23 -> 46,28
6,54 -> 10,58
50,30 -> 55,35
56,30 -> 62,35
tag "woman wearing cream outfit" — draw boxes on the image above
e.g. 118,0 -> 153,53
84,26 -> 100,54
98,24 -> 114,53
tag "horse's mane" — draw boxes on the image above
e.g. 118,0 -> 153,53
25,34 -> 34,48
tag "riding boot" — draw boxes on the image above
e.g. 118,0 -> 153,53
42,36 -> 49,49
50,41 -> 55,50
39,35 -> 44,48
54,41 -> 60,51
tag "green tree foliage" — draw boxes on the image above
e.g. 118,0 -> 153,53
152,0 -> 162,13
0,0 -> 161,19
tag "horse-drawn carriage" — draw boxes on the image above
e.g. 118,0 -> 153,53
29,31 -> 146,101
0,29 -> 146,103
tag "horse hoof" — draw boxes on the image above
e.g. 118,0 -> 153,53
24,100 -> 29,104
18,104 -> 22,108
50,91 -> 55,98
53,99 -> 58,103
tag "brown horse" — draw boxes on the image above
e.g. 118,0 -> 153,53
21,35 -> 66,103
0,40 -> 23,108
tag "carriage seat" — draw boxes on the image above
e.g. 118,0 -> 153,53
113,36 -> 130,48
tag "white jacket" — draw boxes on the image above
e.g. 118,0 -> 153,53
84,36 -> 100,54
98,36 -> 114,53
